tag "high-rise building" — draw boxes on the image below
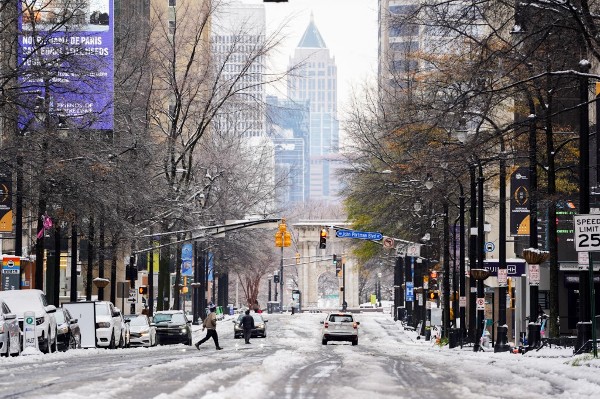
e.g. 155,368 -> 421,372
213,2 -> 275,214
266,95 -> 310,204
212,2 -> 266,139
287,13 -> 340,203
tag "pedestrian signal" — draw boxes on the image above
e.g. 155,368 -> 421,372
273,274 -> 280,283
429,291 -> 439,300
319,228 -> 327,249
139,286 -> 148,295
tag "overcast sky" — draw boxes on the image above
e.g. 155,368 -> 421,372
237,0 -> 379,112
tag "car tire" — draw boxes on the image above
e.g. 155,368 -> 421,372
42,331 -> 50,354
186,334 -> 192,346
1,338 -> 8,357
119,333 -> 124,348
109,331 -> 116,349
322,338 -> 327,345
69,333 -> 77,350
52,333 -> 58,353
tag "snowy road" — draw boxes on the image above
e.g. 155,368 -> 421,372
1,312 -> 599,398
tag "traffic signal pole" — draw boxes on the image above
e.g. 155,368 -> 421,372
279,244 -> 284,312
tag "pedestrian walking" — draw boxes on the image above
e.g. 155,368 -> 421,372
241,309 -> 255,344
195,305 -> 223,350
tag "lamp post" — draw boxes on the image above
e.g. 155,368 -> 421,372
470,268 -> 490,352
577,60 -> 593,352
495,149 -> 511,352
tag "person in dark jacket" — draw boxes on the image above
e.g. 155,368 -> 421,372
195,306 -> 223,350
240,309 -> 255,344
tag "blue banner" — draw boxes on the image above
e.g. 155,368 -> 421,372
181,260 -> 192,277
18,0 -> 114,131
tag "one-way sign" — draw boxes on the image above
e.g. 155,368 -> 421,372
335,230 -> 383,240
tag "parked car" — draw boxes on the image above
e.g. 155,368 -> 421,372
0,299 -> 21,357
55,307 -> 81,351
127,315 -> 157,347
0,289 -> 57,353
94,301 -> 123,349
233,313 -> 268,339
320,313 -> 359,345
152,310 -> 192,345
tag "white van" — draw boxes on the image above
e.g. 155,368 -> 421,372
0,289 -> 58,353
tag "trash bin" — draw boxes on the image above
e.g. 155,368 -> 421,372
448,328 -> 459,348
396,307 -> 406,322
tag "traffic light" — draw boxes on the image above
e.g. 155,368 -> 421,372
283,231 -> 291,247
319,228 -> 327,249
275,232 -> 283,247
139,286 -> 148,295
332,254 -> 337,265
429,270 -> 438,290
127,256 -> 137,281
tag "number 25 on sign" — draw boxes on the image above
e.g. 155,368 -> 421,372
574,215 -> 600,252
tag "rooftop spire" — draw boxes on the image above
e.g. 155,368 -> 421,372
297,12 -> 326,48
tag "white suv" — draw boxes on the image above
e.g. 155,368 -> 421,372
0,289 -> 57,353
320,313 -> 359,346
94,301 -> 123,348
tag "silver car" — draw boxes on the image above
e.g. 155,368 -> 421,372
320,313 -> 359,345
0,299 -> 20,357
128,315 -> 157,347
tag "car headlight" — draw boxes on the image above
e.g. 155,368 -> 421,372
96,322 -> 110,328
256,324 -> 264,329
0,324 -> 4,334
58,326 -> 69,335
180,326 -> 187,332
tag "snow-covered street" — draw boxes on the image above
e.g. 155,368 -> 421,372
1,312 -> 600,399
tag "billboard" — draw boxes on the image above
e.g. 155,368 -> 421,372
18,0 -> 114,131
510,166 -> 530,236
0,167 -> 12,232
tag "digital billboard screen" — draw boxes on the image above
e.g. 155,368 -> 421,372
18,0 -> 114,131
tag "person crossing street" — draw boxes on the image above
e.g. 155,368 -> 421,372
195,305 -> 223,350
241,309 -> 255,344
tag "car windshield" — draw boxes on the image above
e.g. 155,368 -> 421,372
237,314 -> 264,323
95,303 -> 111,316
154,313 -> 185,323
153,313 -> 172,323
329,315 -> 353,323
129,316 -> 148,327
54,310 -> 65,324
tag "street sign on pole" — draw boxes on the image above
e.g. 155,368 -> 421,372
574,214 -> 600,251
405,282 -> 414,302
406,244 -> 421,258
335,230 -> 383,240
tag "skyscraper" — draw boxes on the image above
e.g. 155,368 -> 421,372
287,13 -> 341,203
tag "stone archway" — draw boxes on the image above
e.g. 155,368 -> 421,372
293,220 -> 359,309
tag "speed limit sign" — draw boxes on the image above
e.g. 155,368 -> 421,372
574,215 -> 600,252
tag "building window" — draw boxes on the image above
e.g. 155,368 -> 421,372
169,20 -> 176,35
168,0 -> 176,7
